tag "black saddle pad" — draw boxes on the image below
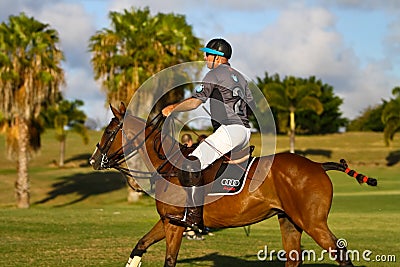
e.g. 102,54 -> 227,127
208,157 -> 255,196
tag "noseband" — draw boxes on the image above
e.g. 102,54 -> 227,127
96,118 -> 125,169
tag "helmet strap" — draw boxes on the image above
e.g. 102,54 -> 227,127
211,55 -> 217,69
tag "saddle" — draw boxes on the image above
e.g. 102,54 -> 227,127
157,146 -> 254,195
208,145 -> 256,196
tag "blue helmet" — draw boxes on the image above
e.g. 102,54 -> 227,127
200,38 -> 232,59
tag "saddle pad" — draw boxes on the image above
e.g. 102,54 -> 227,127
208,157 -> 256,196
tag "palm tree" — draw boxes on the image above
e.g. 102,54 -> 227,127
382,87 -> 400,146
89,7 -> 202,107
258,73 -> 323,153
88,7 -> 202,202
0,13 -> 65,208
41,99 -> 89,167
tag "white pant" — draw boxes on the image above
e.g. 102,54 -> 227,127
190,124 -> 251,170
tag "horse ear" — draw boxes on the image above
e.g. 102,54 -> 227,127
110,104 -> 121,119
119,102 -> 126,115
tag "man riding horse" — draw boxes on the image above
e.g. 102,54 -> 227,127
162,38 -> 255,231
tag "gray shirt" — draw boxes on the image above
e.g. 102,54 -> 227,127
193,63 -> 254,130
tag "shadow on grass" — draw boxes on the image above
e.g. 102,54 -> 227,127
386,150 -> 400,166
64,153 -> 93,167
35,171 -> 125,206
178,252 -> 353,266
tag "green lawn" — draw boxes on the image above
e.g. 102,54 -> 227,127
0,130 -> 399,266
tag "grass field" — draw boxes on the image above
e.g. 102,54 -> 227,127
0,130 -> 399,266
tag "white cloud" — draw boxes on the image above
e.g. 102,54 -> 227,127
223,6 -> 398,119
229,7 -> 356,78
0,0 -> 58,19
32,2 -> 96,68
64,67 -> 108,121
384,17 -> 400,64
108,0 -> 193,14
64,68 -> 102,100
28,2 -> 106,121
324,0 -> 400,11
340,59 -> 396,117
0,1 -> 106,121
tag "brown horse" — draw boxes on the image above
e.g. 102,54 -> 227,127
89,103 -> 377,267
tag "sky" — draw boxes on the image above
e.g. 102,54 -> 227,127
1,0 -> 400,125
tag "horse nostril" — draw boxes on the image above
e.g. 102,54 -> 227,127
89,158 -> 95,166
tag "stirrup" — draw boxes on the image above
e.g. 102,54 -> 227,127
165,213 -> 203,233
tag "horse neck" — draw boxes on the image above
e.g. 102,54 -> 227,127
144,125 -> 180,169
124,115 -> 179,171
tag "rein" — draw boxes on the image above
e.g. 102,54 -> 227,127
96,113 -> 182,192
97,111 -> 251,192
97,113 -> 163,168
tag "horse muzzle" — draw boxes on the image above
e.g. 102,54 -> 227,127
89,157 -> 102,170
89,148 -> 103,170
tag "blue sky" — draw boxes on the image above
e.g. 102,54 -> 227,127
1,0 -> 400,124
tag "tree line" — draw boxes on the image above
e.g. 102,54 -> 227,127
0,8 -> 399,208
348,87 -> 400,145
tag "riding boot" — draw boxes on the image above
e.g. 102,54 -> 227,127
182,185 -> 204,231
166,156 -> 204,232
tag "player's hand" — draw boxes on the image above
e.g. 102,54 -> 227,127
162,105 -> 175,117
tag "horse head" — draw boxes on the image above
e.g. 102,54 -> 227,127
89,102 -> 128,170
89,102 -> 191,198
89,102 -> 170,173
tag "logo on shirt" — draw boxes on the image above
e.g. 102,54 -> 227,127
231,74 -> 238,82
196,84 -> 204,93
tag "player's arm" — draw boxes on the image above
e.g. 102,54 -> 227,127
162,98 -> 202,117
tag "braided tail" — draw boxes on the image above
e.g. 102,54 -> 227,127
322,159 -> 378,186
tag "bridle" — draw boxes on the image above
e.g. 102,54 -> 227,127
96,118 -> 124,169
95,113 -> 178,192
96,113 -> 166,168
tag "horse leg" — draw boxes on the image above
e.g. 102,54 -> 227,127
163,221 -> 185,267
305,223 -> 353,267
278,214 -> 303,267
126,219 -> 165,267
